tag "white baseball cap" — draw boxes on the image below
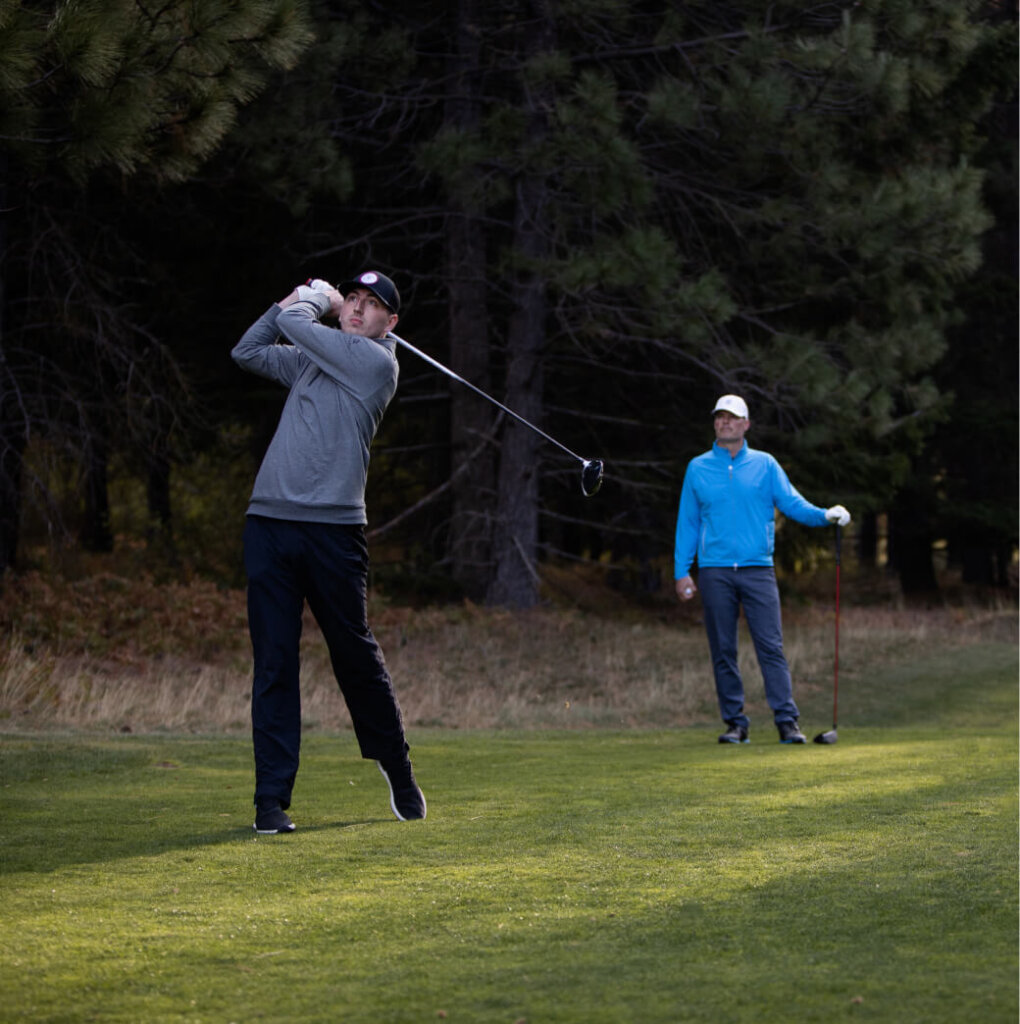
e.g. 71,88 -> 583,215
712,394 -> 749,419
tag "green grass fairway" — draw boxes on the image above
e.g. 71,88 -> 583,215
1,643 -> 1016,1023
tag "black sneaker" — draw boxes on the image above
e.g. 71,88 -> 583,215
253,799 -> 295,834
777,719 -> 807,744
718,723 -> 750,744
377,758 -> 427,821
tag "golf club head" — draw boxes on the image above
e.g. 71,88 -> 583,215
581,459 -> 604,497
813,729 -> 838,744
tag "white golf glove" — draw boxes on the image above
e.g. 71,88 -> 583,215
825,505 -> 851,527
295,278 -> 334,301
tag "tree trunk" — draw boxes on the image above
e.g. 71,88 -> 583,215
145,440 -> 177,565
889,483 -> 939,599
82,435 -> 113,553
146,449 -> 172,534
487,175 -> 547,608
0,415 -> 24,577
446,0 -> 495,601
0,186 -> 24,577
856,512 -> 878,568
485,0 -> 555,609
486,257 -> 545,608
959,544 -> 996,585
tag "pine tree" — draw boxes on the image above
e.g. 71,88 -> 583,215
11,0 -> 1004,602
556,0 -> 1012,598
264,0 -> 1012,607
0,0 -> 316,572
914,1 -> 1018,592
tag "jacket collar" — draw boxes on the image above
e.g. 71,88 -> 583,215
713,440 -> 748,461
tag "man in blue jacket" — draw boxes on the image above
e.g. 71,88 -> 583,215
674,395 -> 851,744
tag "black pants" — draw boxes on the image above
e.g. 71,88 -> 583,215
243,515 -> 408,808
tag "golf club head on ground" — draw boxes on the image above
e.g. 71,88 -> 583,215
581,459 -> 604,497
813,729 -> 838,744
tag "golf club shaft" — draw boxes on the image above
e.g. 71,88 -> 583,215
387,331 -> 585,465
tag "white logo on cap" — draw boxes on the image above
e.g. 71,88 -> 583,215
360,272 -> 379,285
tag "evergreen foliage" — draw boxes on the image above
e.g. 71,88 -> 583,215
0,0 -> 317,573
0,0 -> 1014,604
2,0 -> 313,181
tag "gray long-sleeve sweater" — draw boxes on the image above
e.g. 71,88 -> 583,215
231,295 -> 399,525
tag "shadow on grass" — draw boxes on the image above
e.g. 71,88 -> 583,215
0,733 -> 398,874
1,640 -> 1014,878
793,642 -> 1017,731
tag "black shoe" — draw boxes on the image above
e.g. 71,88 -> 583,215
377,758 -> 427,821
253,799 -> 295,834
777,719 -> 807,744
718,723 -> 750,744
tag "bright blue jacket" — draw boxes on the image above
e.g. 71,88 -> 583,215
674,442 -> 829,577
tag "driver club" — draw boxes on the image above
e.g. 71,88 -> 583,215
814,524 -> 842,745
386,330 -> 604,497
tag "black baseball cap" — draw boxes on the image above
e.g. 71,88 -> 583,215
339,270 -> 400,312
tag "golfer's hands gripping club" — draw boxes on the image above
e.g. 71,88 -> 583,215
282,278 -> 342,319
825,504 -> 851,527
675,576 -> 697,602
295,277 -> 337,302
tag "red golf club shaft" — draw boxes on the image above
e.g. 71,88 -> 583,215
833,525 -> 841,729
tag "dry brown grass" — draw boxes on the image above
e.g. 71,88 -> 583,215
0,568 -> 1015,734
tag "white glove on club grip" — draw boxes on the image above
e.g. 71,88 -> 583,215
825,505 -> 851,527
294,279 -> 334,302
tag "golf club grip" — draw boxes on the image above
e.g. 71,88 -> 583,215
835,523 -> 842,565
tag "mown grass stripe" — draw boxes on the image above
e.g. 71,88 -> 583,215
0,642 -> 1016,1023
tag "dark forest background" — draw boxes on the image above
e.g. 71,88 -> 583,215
1,0 -> 1016,609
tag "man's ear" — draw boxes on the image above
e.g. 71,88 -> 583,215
387,313 -> 399,333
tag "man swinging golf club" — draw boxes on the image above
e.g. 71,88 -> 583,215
232,270 -> 426,833
674,394 -> 851,744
